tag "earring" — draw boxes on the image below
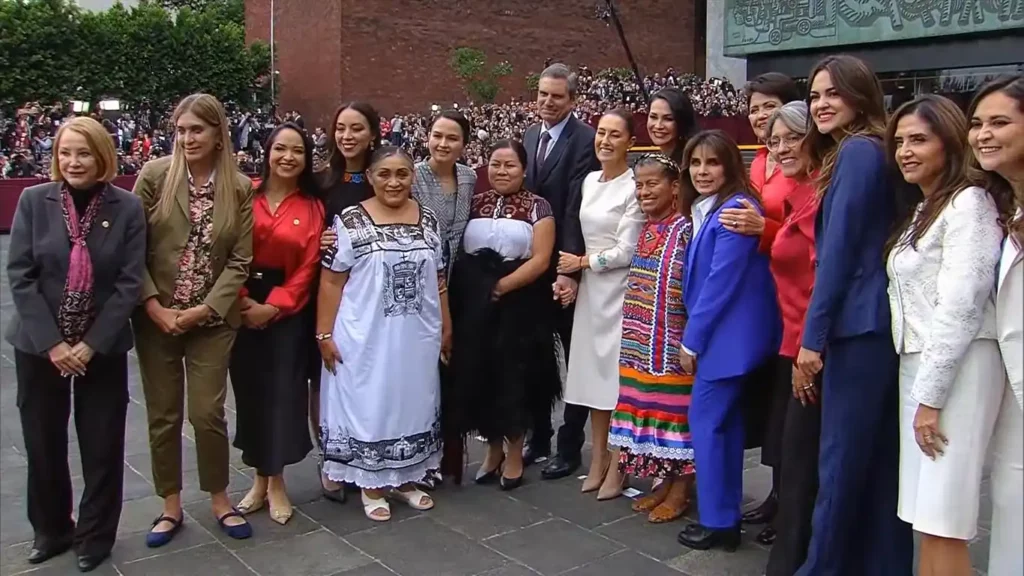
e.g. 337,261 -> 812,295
216,142 -> 223,150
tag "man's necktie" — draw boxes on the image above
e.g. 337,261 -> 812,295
537,130 -> 552,171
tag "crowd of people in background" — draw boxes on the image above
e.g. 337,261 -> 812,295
0,66 -> 746,178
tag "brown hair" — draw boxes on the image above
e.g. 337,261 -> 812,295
51,117 -> 118,183
680,129 -> 757,216
968,74 -> 1024,248
885,94 -> 993,256
152,93 -> 240,230
806,55 -> 888,199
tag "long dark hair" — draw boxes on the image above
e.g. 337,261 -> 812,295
805,55 -> 887,199
319,102 -> 381,191
885,95 -> 990,256
680,130 -> 757,216
256,122 -> 320,199
650,87 -> 698,164
968,74 -> 1024,248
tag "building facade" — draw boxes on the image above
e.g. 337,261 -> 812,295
725,0 -> 1023,109
245,0 -> 702,129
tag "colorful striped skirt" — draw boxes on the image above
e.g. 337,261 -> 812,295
608,366 -> 695,479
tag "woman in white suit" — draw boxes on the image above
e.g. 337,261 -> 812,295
968,74 -> 1024,576
556,108 -> 644,499
885,94 -> 1008,575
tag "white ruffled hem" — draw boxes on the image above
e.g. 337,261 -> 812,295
323,450 -> 442,489
608,435 -> 695,461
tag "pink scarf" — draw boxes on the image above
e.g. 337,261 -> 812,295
57,184 -> 105,344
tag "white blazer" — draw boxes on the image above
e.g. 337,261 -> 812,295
997,208 -> 1024,412
887,186 -> 1003,408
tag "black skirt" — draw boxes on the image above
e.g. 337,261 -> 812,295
445,249 -> 561,442
230,269 -> 314,475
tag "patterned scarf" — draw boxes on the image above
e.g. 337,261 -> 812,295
57,184 -> 105,345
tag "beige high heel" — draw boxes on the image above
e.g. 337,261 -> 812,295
581,454 -> 611,493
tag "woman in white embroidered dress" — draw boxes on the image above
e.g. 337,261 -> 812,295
557,109 -> 644,498
316,146 -> 451,522
884,94 -> 1007,575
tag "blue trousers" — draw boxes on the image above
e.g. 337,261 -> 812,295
690,373 -> 746,529
796,334 -> 913,576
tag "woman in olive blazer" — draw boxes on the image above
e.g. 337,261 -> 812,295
132,93 -> 255,547
5,117 -> 146,572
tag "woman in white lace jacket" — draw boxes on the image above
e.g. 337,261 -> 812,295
885,95 -> 1007,575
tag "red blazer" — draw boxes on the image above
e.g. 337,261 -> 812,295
750,148 -> 791,254
769,178 -> 818,359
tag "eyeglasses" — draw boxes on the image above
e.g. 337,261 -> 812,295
766,134 -> 805,150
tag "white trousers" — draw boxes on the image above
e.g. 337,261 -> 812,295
989,382 -> 1023,576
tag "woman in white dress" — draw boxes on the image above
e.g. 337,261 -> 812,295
316,146 -> 452,522
557,109 -> 644,498
884,94 -> 1007,575
967,74 -> 1024,576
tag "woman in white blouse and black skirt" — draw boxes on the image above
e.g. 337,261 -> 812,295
885,94 -> 1010,575
447,140 -> 561,491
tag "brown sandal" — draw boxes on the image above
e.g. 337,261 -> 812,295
646,479 -> 689,523
631,482 -> 670,512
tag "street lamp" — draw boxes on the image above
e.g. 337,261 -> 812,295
270,0 -> 276,104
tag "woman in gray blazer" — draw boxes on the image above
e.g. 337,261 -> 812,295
5,117 -> 146,573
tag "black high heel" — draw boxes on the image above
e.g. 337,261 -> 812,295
474,455 -> 505,485
499,472 -> 523,491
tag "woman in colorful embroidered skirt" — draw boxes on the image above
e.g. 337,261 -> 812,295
608,153 -> 696,523
316,146 -> 451,522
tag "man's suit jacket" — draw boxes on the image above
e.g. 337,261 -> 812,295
132,156 -> 254,328
802,137 -> 894,352
683,194 -> 781,381
997,221 -> 1023,412
5,182 -> 147,356
524,114 -> 600,256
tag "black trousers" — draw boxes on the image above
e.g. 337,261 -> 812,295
531,302 -> 589,460
766,365 -> 822,576
15,349 -> 128,557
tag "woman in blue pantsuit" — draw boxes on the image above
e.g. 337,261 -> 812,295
794,56 -> 914,576
675,130 -> 781,551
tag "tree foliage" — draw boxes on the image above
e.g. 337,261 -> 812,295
447,47 -> 512,104
0,0 -> 269,112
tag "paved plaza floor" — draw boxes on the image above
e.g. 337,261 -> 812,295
0,236 -> 994,575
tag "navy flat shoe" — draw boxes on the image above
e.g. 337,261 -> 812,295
145,514 -> 183,548
217,509 -> 252,540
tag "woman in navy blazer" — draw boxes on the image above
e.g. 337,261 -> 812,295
794,55 -> 914,576
5,117 -> 146,572
676,130 -> 781,551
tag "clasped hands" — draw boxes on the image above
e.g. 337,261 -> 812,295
551,275 -> 578,308
145,299 -> 213,336
239,297 -> 279,330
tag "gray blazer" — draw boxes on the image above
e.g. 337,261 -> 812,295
5,182 -> 147,356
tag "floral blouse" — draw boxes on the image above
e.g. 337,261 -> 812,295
170,173 -> 223,326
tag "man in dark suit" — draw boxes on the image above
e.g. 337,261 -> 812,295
522,63 -> 600,480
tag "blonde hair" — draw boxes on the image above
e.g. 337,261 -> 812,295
51,117 -> 118,183
152,93 -> 240,229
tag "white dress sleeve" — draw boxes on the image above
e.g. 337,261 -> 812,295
322,214 -> 356,273
588,187 -> 644,272
911,188 -> 1003,408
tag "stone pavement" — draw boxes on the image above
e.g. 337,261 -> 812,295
0,235 -> 994,575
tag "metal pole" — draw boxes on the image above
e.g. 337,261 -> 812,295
603,0 -> 649,103
269,0 -> 275,105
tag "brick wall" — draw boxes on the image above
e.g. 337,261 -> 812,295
246,0 -> 698,130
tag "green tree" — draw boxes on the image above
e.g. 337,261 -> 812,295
0,0 -> 269,112
526,72 -> 540,93
448,47 -> 513,103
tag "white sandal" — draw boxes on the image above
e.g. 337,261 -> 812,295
390,487 -> 435,511
361,491 -> 391,522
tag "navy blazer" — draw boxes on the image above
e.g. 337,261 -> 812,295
5,182 -> 147,356
683,194 -> 781,381
801,136 -> 894,352
524,114 -> 600,256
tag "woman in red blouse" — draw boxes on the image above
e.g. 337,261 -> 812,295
718,72 -> 803,541
761,102 -> 822,576
230,122 -> 323,525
